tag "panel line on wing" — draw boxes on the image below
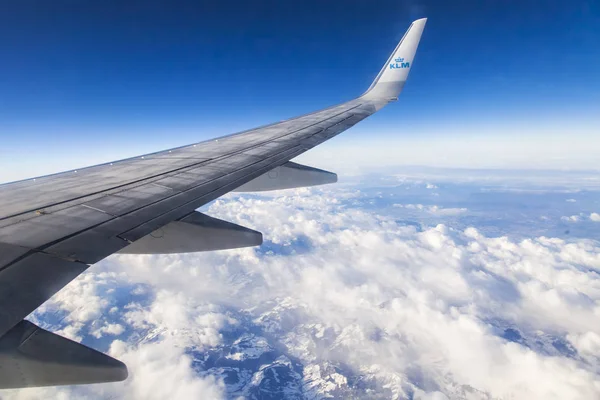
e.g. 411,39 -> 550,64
1,143 -> 308,266
0,104 -> 364,223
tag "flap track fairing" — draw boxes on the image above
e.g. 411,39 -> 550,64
233,161 -> 337,192
0,320 -> 127,388
118,211 -> 262,254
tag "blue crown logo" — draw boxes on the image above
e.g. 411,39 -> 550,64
395,57 -> 404,63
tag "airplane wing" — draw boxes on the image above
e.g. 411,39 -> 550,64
0,18 -> 426,388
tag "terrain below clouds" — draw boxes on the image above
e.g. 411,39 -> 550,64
6,171 -> 600,400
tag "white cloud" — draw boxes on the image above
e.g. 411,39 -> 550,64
91,323 -> 125,338
567,331 -> 600,362
561,213 -> 600,223
10,188 -> 600,399
428,205 -> 467,216
103,339 -> 225,400
561,215 -> 581,222
120,289 -> 235,350
393,203 -> 467,216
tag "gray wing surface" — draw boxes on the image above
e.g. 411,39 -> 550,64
0,18 -> 426,388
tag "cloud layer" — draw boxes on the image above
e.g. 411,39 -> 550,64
7,186 -> 600,399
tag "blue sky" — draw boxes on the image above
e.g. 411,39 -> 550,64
1,0 -> 599,181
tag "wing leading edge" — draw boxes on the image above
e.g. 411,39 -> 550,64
0,18 -> 426,388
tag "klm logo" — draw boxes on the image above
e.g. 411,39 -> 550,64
389,57 -> 410,69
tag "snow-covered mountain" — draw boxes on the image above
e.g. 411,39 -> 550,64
7,170 -> 600,399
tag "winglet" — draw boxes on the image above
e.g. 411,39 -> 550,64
362,18 -> 427,101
